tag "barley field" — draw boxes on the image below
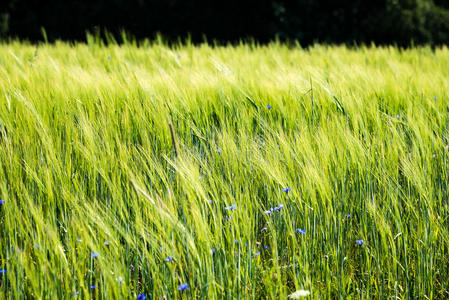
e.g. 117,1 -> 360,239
0,39 -> 448,299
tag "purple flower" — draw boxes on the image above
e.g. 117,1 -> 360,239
267,104 -> 272,109
264,210 -> 273,215
225,215 -> 233,221
104,241 -> 109,246
106,56 -> 112,60
282,187 -> 291,193
137,294 -> 146,300
207,199 -> 213,204
0,200 -> 5,205
0,269 -> 6,273
34,244 -> 40,249
90,285 -> 97,289
297,229 -> 306,234
71,291 -> 80,297
434,97 -> 438,100
225,204 -> 236,210
216,148 -> 222,153
76,238 -> 82,242
212,248 -> 216,255
263,245 -> 270,250
91,252 -> 100,258
178,283 -> 189,291
356,240 -> 364,246
165,256 -> 173,262
345,214 -> 351,218
253,252 -> 260,257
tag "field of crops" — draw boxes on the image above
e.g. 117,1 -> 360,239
0,39 -> 448,299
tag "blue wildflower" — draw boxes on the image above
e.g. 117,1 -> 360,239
207,199 -> 213,204
212,248 -> 216,255
253,252 -> 260,257
297,229 -> 306,234
71,291 -> 80,297
137,293 -> 146,300
267,104 -> 272,109
216,148 -> 222,153
178,283 -> 189,291
165,256 -> 173,262
90,285 -> 97,289
263,245 -> 270,250
106,56 -> 112,59
356,240 -> 364,246
345,214 -> 351,218
264,210 -> 273,215
0,269 -> 6,273
434,97 -> 438,100
76,238 -> 82,242
34,244 -> 40,249
91,253 -> 100,258
225,204 -> 236,210
0,200 -> 5,205
234,240 -> 238,245
282,187 -> 291,193
273,204 -> 284,211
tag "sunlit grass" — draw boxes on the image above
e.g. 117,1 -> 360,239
0,38 -> 448,298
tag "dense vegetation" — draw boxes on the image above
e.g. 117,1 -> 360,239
1,0 -> 449,46
0,40 -> 449,298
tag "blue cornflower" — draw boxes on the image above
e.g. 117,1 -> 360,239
165,256 -> 173,262
0,269 -> 6,273
212,248 -> 216,255
106,56 -> 112,60
216,148 -> 222,153
297,229 -> 306,234
396,114 -> 401,118
356,240 -> 364,246
225,204 -> 236,210
267,104 -> 272,109
76,238 -> 82,242
0,200 -> 5,205
71,291 -> 80,297
273,204 -> 284,211
253,252 -> 260,257
345,214 -> 351,218
178,283 -> 189,291
282,187 -> 291,193
34,244 -> 40,249
207,199 -> 213,204
434,97 -> 438,100
234,240 -> 238,245
91,252 -> 100,258
90,285 -> 97,289
263,245 -> 270,250
137,293 -> 146,300
264,210 -> 273,215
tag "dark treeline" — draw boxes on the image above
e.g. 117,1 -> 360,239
1,0 -> 449,46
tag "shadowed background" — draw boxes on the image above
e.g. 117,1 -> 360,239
1,0 -> 449,45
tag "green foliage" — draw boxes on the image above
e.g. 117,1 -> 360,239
0,41 -> 449,298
